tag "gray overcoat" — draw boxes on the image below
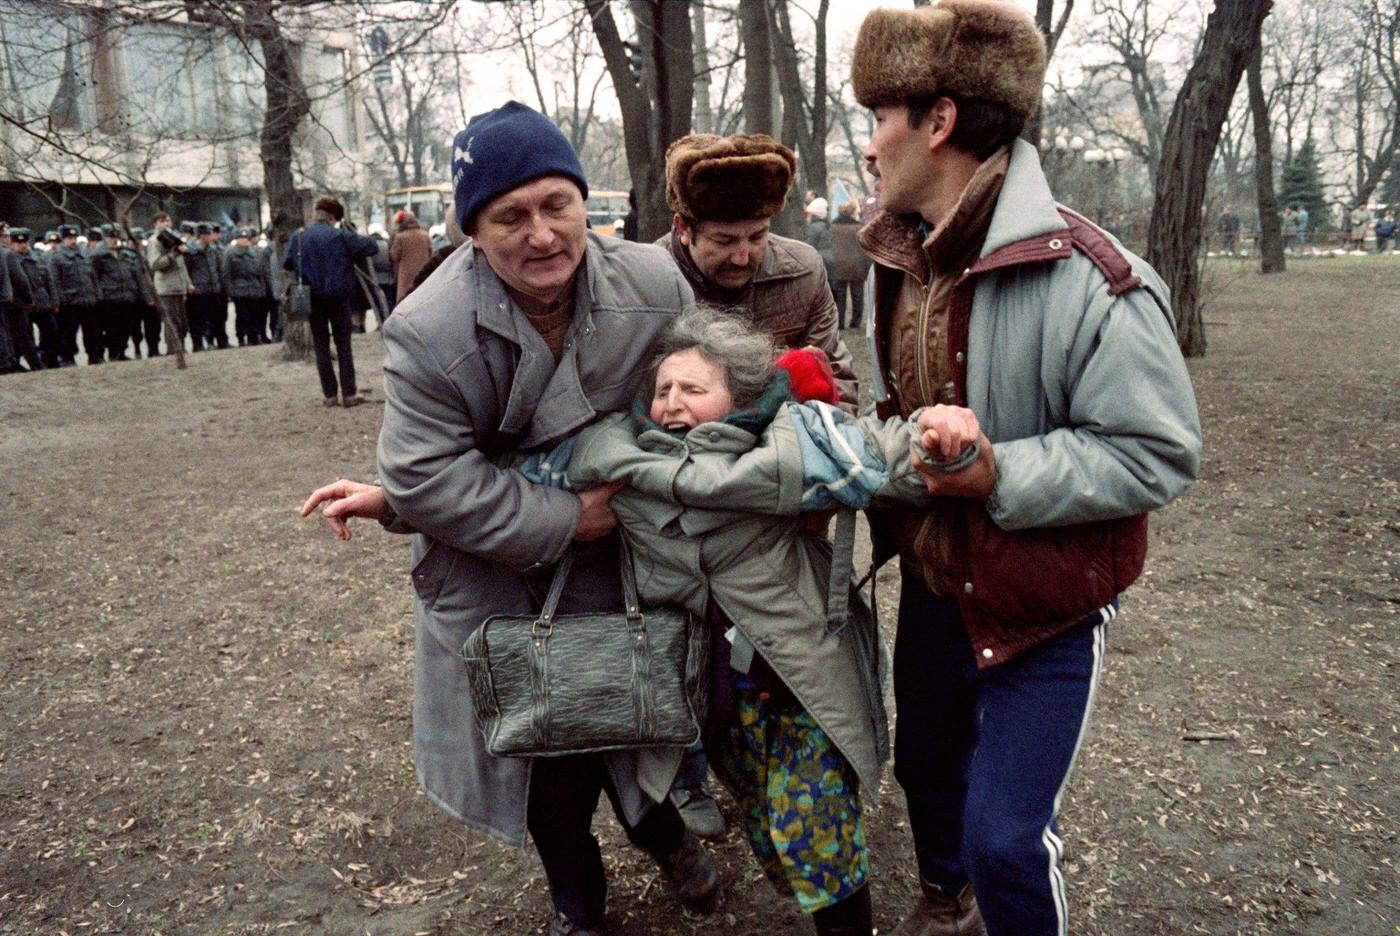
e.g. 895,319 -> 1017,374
376,232 -> 695,846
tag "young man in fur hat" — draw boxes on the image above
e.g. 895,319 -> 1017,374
850,3 -> 1201,935
658,133 -> 858,410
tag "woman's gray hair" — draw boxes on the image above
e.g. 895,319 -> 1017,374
647,306 -> 776,410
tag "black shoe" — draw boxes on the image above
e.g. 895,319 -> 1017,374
549,911 -> 606,936
812,885 -> 873,936
655,832 -> 719,914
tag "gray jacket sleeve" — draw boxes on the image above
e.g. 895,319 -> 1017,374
987,284 -> 1202,530
376,313 -> 582,570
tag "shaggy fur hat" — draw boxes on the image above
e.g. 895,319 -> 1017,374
666,133 -> 796,222
851,0 -> 1047,120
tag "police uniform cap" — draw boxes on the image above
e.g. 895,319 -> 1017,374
86,227 -> 104,242
195,222 -> 213,235
58,225 -> 79,238
179,221 -> 196,234
129,226 -> 147,240
44,230 -> 60,242
9,227 -> 31,243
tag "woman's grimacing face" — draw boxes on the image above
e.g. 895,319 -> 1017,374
649,348 -> 735,430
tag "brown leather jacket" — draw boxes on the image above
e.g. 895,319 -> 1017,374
657,231 -> 858,410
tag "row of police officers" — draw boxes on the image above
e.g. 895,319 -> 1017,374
0,219 -> 280,373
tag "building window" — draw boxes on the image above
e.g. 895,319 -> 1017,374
121,23 -> 215,138
0,1 -> 96,132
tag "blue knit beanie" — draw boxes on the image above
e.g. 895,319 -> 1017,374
452,101 -> 589,233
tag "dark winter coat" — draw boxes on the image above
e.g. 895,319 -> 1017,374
50,245 -> 99,306
185,242 -> 223,295
220,244 -> 274,300
831,215 -> 871,283
0,246 -> 34,307
283,221 -> 379,300
91,245 -> 149,305
18,251 -> 55,309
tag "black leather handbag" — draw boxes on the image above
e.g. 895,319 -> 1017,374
462,538 -> 709,758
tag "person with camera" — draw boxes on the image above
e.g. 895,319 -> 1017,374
147,212 -> 193,363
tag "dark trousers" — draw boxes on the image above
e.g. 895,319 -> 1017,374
134,303 -> 161,355
528,753 -> 686,929
71,303 -> 103,363
833,279 -> 865,329
187,294 -> 213,349
893,577 -> 1110,936
30,308 -> 62,366
309,294 -> 356,398
104,301 -> 135,360
234,298 -> 268,344
0,305 -> 14,370
56,304 -> 85,362
206,293 -> 229,348
2,303 -> 41,369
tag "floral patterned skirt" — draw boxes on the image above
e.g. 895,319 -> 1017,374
706,678 -> 868,913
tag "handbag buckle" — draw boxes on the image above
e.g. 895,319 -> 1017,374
531,617 -> 553,640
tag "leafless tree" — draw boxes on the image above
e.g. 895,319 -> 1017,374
1148,0 -> 1273,357
1025,0 -> 1076,145
1330,0 -> 1400,203
585,0 -> 693,240
1248,37 -> 1286,272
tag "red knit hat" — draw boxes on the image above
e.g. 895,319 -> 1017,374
775,347 -> 839,405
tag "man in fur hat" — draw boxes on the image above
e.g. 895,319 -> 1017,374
659,133 -> 858,409
851,3 -> 1201,935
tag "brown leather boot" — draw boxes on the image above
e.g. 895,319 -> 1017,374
888,880 -> 986,936
654,831 -> 720,914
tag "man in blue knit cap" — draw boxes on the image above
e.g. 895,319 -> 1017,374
304,102 -> 715,936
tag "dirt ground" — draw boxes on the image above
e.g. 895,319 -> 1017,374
1,257 -> 1396,936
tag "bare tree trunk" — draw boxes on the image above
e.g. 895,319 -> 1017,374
769,0 -> 828,198
586,0 -> 693,241
1248,40 -> 1285,274
247,0 -> 313,362
1024,0 -> 1075,146
1147,0 -> 1271,358
739,0 -> 775,137
692,1 -> 713,134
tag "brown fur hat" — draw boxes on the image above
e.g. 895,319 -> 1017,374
665,133 -> 797,222
851,1 -> 1047,120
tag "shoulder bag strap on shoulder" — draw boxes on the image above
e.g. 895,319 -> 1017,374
825,508 -> 859,635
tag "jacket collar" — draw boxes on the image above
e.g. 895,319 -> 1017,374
631,370 -> 792,448
470,233 -> 611,449
859,139 -> 1072,280
660,230 -> 811,305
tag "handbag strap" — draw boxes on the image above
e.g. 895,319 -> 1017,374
536,549 -> 575,626
825,508 -> 859,635
617,535 -> 644,625
534,535 -> 643,628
